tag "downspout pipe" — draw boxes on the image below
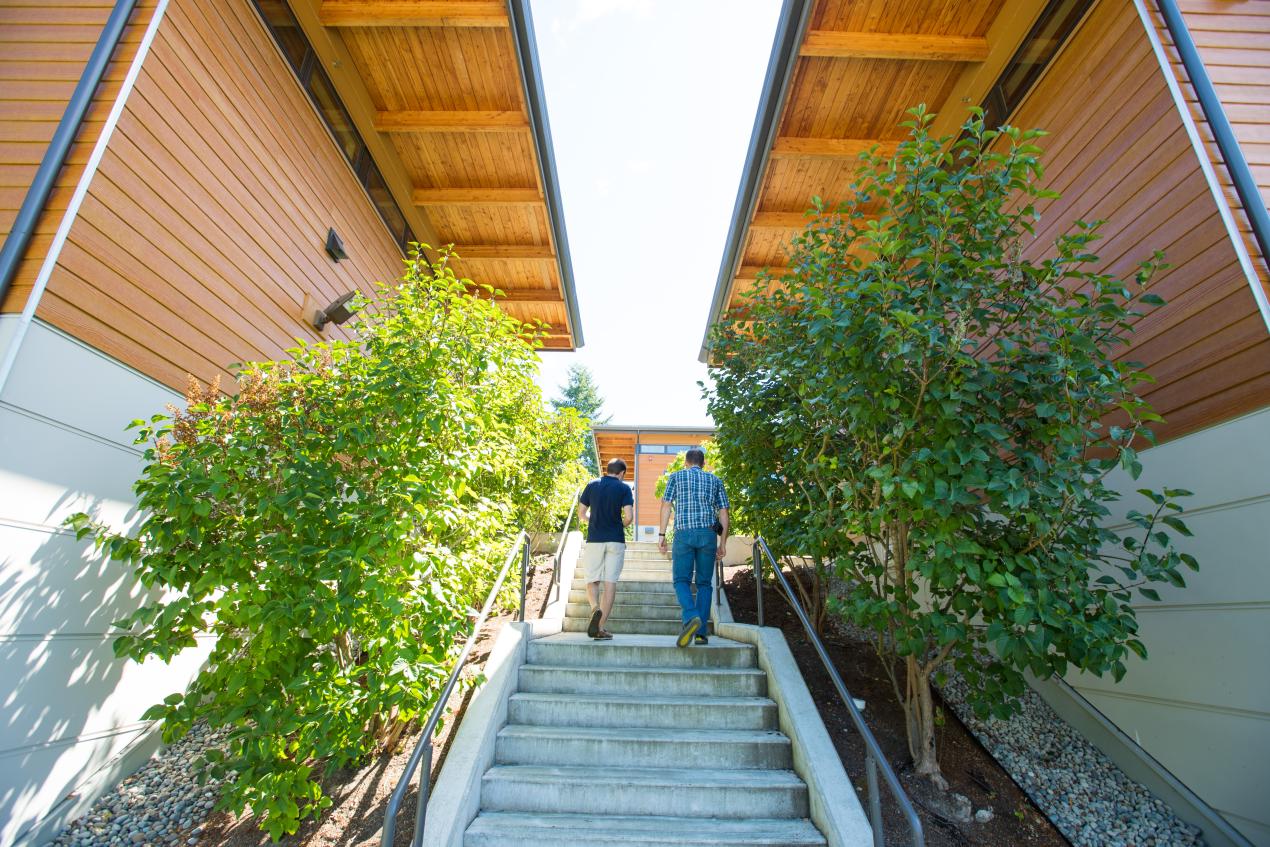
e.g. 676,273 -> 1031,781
0,0 -> 139,305
1156,0 -> 1270,277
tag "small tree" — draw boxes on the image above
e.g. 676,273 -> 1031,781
707,108 -> 1197,785
67,249 -> 581,837
552,363 -> 610,474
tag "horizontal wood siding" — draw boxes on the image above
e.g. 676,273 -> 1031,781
23,0 -> 403,391
0,0 -> 151,314
1010,0 -> 1269,444
1149,0 -> 1270,326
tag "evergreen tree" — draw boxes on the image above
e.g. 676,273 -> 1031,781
552,364 -> 610,474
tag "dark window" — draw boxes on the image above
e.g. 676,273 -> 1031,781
979,0 -> 1093,130
249,0 -> 416,254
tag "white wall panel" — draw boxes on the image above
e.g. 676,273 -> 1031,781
1065,405 -> 1270,844
0,319 -> 209,847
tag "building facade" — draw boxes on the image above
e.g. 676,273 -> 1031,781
700,1 -> 1269,844
0,1 -> 580,843
591,425 -> 716,542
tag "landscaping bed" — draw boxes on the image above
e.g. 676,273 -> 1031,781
724,565 -> 1071,847
52,551 -> 562,847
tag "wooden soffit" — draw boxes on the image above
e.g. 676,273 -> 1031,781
288,0 -> 582,350
700,0 -> 1051,360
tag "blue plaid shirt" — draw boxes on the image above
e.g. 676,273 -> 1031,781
662,466 -> 730,531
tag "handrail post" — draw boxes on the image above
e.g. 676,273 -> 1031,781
518,536 -> 529,622
410,744 -> 434,847
866,753 -> 884,847
753,544 -> 764,627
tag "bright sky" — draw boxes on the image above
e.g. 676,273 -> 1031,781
529,0 -> 781,428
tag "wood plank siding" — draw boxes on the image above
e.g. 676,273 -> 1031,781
3,0 -> 406,392
1158,0 -> 1270,319
1009,0 -> 1269,443
0,0 -> 154,313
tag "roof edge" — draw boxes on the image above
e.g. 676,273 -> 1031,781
592,424 -> 717,434
698,0 -> 811,363
507,0 -> 585,349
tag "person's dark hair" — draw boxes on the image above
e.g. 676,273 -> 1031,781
606,457 -> 627,476
685,447 -> 705,467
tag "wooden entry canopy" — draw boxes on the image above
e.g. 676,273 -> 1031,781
287,0 -> 582,349
699,0 -> 1051,360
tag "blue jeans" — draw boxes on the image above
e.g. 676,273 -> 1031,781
671,527 -> 715,634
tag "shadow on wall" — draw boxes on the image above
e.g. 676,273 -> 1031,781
0,493 -> 210,844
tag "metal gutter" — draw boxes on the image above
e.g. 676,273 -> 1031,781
506,0 -> 585,349
698,0 -> 812,363
592,424 -> 717,434
0,0 -> 138,305
1154,0 -> 1270,329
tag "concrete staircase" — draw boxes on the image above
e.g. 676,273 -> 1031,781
562,541 -> 690,636
462,542 -> 828,846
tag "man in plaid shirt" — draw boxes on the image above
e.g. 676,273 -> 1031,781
658,447 -> 730,647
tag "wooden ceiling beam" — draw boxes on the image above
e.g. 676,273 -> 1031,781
451,244 -> 556,260
318,1 -> 509,27
414,188 -> 541,206
538,336 -> 575,350
800,30 -> 990,62
769,137 -> 896,159
750,211 -> 879,228
736,265 -> 789,280
466,287 -> 564,303
374,110 -> 529,133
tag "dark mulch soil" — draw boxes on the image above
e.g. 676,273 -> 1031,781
198,552 -> 562,847
724,564 -> 1071,847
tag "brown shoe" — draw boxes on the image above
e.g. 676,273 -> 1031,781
594,629 -> 614,640
587,609 -> 602,638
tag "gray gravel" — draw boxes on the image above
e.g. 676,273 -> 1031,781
49,723 -> 229,847
938,671 -> 1205,847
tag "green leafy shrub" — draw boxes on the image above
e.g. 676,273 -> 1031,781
706,108 -> 1197,785
67,249 -> 586,837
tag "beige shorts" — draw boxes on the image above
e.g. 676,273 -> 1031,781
582,541 -> 625,583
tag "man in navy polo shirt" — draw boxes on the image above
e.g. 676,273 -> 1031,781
577,458 -> 634,640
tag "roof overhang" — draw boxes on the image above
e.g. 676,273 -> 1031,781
699,0 -> 1049,362
289,0 -> 583,349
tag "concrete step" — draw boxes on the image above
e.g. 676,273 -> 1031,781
568,589 -> 680,605
480,765 -> 809,818
572,569 -> 673,584
517,664 -> 766,697
495,725 -> 792,770
507,692 -> 777,730
562,617 -> 703,636
527,634 -> 755,669
464,812 -> 827,846
566,601 -> 683,621
571,579 -> 677,594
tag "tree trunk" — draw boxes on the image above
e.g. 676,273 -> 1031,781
905,655 -> 946,787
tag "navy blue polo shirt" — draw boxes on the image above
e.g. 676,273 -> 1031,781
579,475 -> 633,543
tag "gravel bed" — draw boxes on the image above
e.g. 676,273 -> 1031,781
51,723 -> 229,847
939,672 -> 1205,847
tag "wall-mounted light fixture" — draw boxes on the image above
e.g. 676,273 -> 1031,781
313,291 -> 357,331
325,227 -> 347,261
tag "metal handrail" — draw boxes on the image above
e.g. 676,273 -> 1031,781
550,488 -> 582,602
753,537 -> 925,847
381,530 -> 531,847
